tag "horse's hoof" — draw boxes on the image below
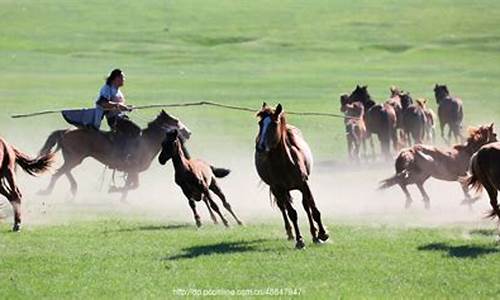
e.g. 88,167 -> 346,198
313,237 -> 323,244
424,203 -> 430,210
223,221 -> 230,228
237,221 -> 244,226
295,239 -> 305,250
12,223 -> 21,232
195,220 -> 202,228
318,232 -> 330,242
287,235 -> 294,241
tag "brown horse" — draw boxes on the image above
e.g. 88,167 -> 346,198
380,124 -> 496,209
416,98 -> 436,144
434,84 -> 464,144
466,141 -> 500,221
340,94 -> 367,161
400,92 -> 427,146
255,103 -> 329,249
158,130 -> 243,227
38,110 -> 191,201
348,85 -> 398,159
0,137 -> 53,231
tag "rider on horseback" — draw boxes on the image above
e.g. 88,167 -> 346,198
96,69 -> 141,165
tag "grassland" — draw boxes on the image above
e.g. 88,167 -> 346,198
1,0 -> 500,299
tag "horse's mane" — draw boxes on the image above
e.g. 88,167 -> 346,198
453,126 -> 484,150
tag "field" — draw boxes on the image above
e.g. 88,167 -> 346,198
1,0 -> 500,299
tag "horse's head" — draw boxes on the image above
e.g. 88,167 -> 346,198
389,86 -> 401,98
340,94 -> 349,112
467,123 -> 497,147
256,102 -> 286,153
434,84 -> 449,103
150,110 -> 192,141
400,92 -> 413,109
158,129 -> 180,165
348,85 -> 375,110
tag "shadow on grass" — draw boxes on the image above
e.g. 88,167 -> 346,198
164,239 -> 271,260
417,242 -> 499,259
115,224 -> 192,233
469,229 -> 498,237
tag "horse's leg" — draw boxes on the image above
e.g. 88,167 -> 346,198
4,170 -> 22,231
120,173 -> 139,203
275,195 -> 293,240
284,193 -> 305,249
459,181 -> 477,209
39,158 -> 80,196
416,182 -> 431,210
447,125 -> 453,144
300,188 -> 317,243
205,191 -> 229,227
0,182 -> 19,231
209,180 -> 243,225
188,199 -> 202,228
303,183 -> 329,243
484,185 -> 500,220
399,183 -> 413,209
202,195 -> 218,225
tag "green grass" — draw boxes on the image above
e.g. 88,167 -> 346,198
1,0 -> 500,298
1,220 -> 499,299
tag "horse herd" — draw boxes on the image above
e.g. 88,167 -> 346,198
0,86 -> 499,249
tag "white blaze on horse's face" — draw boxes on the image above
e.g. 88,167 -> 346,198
257,116 -> 272,152
177,120 -> 192,141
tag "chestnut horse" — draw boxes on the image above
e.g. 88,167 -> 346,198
158,130 -> 243,227
416,98 -> 436,144
0,137 -> 53,231
255,103 -> 329,249
380,124 -> 496,209
434,84 -> 464,144
340,94 -> 367,161
38,110 -> 191,201
466,141 -> 500,221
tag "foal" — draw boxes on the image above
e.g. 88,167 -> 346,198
0,137 -> 53,231
255,103 -> 329,249
380,124 -> 496,209
158,130 -> 243,227
340,94 -> 367,161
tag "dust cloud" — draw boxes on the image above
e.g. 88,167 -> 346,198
0,127 -> 496,232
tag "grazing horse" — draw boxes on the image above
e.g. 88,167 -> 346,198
340,94 -> 367,161
466,141 -> 500,222
158,130 -> 243,227
38,110 -> 191,201
400,92 -> 427,146
255,102 -> 329,249
379,124 -> 496,209
434,84 -> 464,144
348,85 -> 398,159
416,98 -> 436,144
0,137 -> 53,231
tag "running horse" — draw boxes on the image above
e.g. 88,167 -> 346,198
0,137 -> 53,231
38,110 -> 191,201
380,124 -> 496,209
255,102 -> 329,249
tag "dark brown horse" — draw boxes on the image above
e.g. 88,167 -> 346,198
0,137 -> 53,231
158,130 -> 243,227
400,92 -> 427,146
38,110 -> 191,201
434,84 -> 464,144
255,103 -> 329,249
340,94 -> 367,161
348,85 -> 398,159
466,141 -> 500,221
380,124 -> 496,209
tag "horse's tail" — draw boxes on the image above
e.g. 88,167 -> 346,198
463,153 -> 484,193
379,171 -> 407,190
211,166 -> 231,178
39,129 -> 67,156
13,147 -> 54,176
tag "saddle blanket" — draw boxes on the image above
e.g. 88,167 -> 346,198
62,108 -> 104,129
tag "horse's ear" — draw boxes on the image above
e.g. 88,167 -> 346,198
275,103 -> 283,117
434,84 -> 438,90
490,122 -> 495,129
362,85 -> 368,90
262,102 -> 267,109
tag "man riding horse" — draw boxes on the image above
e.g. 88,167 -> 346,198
95,68 -> 140,165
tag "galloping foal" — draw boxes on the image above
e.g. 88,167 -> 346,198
255,103 -> 329,249
158,130 -> 243,228
0,137 -> 53,231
